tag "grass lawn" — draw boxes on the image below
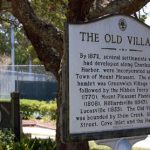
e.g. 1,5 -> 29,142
89,141 -> 112,150
89,141 -> 150,150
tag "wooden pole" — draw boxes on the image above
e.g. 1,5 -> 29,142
11,92 -> 20,141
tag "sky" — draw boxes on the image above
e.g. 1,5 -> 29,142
143,2 -> 150,25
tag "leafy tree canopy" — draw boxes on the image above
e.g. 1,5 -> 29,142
30,0 -> 67,30
0,0 -> 149,66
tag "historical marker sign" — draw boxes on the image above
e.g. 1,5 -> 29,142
62,15 -> 150,142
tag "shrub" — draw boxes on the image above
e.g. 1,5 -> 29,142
13,135 -> 56,150
0,130 -> 56,150
0,129 -> 15,150
40,101 -> 57,120
20,99 -> 57,121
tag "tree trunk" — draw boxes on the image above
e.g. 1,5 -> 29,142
8,1 -> 150,150
56,65 -> 89,150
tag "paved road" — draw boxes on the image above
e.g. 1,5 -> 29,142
22,120 -> 56,139
22,126 -> 56,139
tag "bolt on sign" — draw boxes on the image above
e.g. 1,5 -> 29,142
62,15 -> 150,142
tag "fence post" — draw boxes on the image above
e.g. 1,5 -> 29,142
11,92 -> 20,141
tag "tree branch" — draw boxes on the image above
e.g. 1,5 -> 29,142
10,0 -> 63,76
67,0 -> 95,23
88,0 -> 150,19
8,0 -> 150,76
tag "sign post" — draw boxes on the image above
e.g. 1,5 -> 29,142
62,15 -> 150,142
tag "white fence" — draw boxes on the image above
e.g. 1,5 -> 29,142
0,65 -> 56,99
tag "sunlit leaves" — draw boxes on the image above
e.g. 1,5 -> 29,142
30,0 -> 67,30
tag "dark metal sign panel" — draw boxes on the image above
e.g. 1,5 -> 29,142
62,14 -> 150,142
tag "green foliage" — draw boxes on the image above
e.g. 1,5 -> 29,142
0,12 -> 41,65
30,0 -> 67,30
0,129 -> 15,150
40,100 -> 57,121
132,148 -> 149,150
15,30 -> 31,65
139,15 -> 147,23
13,135 -> 56,150
89,141 -> 112,150
20,99 -> 57,121
0,13 -> 11,55
0,130 -> 56,150
0,0 -> 67,65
